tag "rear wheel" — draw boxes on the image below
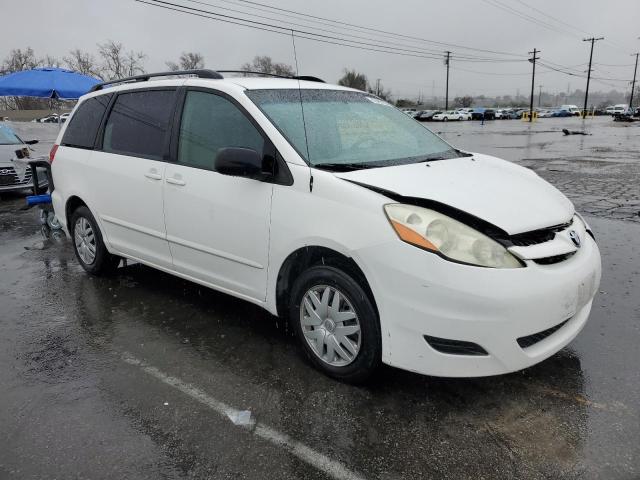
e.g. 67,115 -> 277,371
289,265 -> 381,383
70,206 -> 120,275
443,117 -> 448,122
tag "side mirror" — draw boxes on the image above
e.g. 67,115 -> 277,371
214,147 -> 264,179
25,140 -> 39,145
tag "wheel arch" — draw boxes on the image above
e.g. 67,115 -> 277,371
275,246 -> 378,320
65,195 -> 88,231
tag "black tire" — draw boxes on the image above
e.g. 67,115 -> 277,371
70,205 -> 120,275
288,265 -> 381,383
442,117 -> 448,122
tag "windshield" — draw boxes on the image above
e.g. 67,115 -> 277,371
246,89 -> 460,169
0,125 -> 22,145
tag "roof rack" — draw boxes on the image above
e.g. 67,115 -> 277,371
89,69 -> 223,92
88,69 -> 325,93
217,70 -> 325,83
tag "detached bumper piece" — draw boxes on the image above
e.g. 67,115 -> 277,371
423,335 -> 488,356
517,319 -> 570,349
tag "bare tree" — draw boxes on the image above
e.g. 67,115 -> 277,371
41,55 -> 61,68
337,69 -> 368,91
97,40 -> 146,80
0,48 -> 48,110
64,49 -> 103,78
240,55 -> 295,76
454,96 -> 474,108
166,51 -> 205,71
1,47 -> 40,73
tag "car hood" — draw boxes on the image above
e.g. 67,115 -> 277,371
333,153 -> 574,235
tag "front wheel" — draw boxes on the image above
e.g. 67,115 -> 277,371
70,206 -> 120,275
289,266 -> 381,383
442,117 -> 448,122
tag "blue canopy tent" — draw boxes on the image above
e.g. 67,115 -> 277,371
0,67 -> 100,100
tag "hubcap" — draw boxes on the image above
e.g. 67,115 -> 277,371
300,285 -> 361,367
74,217 -> 96,265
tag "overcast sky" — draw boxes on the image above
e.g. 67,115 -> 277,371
3,0 -> 639,100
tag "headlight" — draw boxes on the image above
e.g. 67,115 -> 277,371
384,204 -> 523,268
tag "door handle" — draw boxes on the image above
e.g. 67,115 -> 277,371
144,172 -> 162,180
166,177 -> 186,186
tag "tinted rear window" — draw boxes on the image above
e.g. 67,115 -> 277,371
61,94 -> 112,149
102,90 -> 175,160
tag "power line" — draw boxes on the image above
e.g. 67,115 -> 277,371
137,0 -> 526,63
480,0 -> 581,39
512,0 -> 590,36
487,0 -> 630,55
179,0 -> 525,62
201,0 -> 528,58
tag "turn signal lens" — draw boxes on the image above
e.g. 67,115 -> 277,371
390,220 -> 438,251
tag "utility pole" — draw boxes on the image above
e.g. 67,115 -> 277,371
528,48 -> 540,123
538,85 -> 543,107
375,78 -> 381,96
444,51 -> 451,110
582,37 -> 604,117
630,52 -> 639,109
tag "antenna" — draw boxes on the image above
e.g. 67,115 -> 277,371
290,30 -> 313,192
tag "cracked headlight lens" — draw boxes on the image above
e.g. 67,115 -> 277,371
384,204 -> 523,268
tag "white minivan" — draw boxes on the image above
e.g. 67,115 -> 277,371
50,71 -> 601,382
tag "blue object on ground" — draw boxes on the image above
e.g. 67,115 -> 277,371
0,67 -> 100,99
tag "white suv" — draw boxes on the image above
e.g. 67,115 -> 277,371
50,70 -> 601,382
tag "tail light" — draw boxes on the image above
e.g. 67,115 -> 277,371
49,144 -> 59,164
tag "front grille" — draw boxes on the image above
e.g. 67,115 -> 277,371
424,335 -> 488,356
509,220 -> 573,247
0,166 -> 32,187
517,319 -> 569,349
533,252 -> 576,265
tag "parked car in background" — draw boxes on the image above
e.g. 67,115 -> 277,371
500,109 -> 519,120
32,113 -> 70,123
50,71 -> 601,382
33,115 -> 58,123
605,104 -> 627,115
0,124 -> 46,194
612,108 -> 637,121
560,105 -> 581,116
551,109 -> 573,117
401,108 -> 417,117
471,108 -> 495,120
415,110 -> 440,121
537,109 -> 552,118
433,110 -> 466,121
454,110 -> 472,120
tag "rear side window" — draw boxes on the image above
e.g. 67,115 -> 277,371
103,90 -> 175,160
61,94 -> 112,149
178,90 -> 264,169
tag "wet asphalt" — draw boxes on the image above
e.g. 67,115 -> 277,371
1,118 -> 639,479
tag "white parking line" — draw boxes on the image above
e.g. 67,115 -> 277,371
121,352 -> 367,480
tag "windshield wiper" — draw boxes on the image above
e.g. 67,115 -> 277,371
313,162 -> 377,172
418,149 -> 472,163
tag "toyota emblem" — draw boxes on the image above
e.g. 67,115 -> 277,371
569,230 -> 581,248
